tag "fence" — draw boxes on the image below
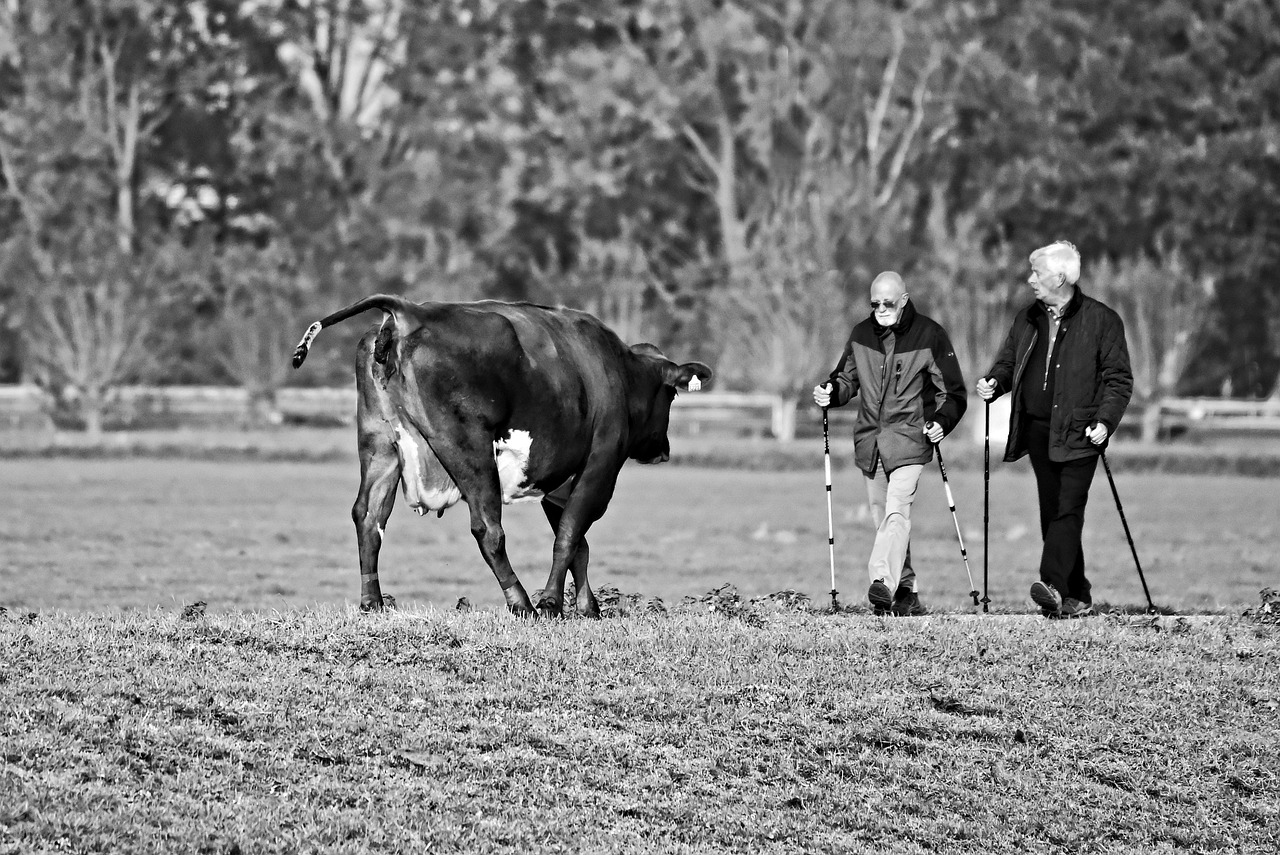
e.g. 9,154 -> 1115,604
1157,398 -> 1280,434
2,384 -> 1279,442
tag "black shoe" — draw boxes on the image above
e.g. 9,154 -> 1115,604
868,580 -> 893,615
1060,598 -> 1094,618
892,586 -> 928,617
1030,581 -> 1061,616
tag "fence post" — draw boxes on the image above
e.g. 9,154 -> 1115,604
770,394 -> 796,442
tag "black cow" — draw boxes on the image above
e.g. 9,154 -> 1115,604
291,295 -> 712,617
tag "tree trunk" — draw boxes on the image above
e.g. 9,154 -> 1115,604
771,395 -> 797,442
81,390 -> 106,440
1140,397 -> 1163,444
715,114 -> 748,284
246,387 -> 283,427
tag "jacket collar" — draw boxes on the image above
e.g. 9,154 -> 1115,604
1029,285 -> 1084,322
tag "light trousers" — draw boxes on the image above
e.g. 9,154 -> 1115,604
863,459 -> 924,593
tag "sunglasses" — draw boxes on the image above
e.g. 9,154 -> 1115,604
869,298 -> 901,310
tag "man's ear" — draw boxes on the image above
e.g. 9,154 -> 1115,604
664,362 -> 713,392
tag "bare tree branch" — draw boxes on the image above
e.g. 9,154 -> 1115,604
875,43 -> 940,208
864,15 -> 905,178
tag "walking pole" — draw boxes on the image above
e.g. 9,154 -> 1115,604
823,405 -> 839,612
982,400 -> 991,613
934,439 -> 980,606
1099,449 -> 1156,613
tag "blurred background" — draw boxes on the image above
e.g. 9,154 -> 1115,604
0,0 -> 1277,443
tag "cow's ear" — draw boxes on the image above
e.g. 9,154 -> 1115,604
665,362 -> 713,392
630,342 -> 665,358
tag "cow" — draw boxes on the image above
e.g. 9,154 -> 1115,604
291,295 -> 712,618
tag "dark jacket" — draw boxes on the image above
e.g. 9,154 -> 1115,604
985,287 -> 1133,463
827,300 -> 967,475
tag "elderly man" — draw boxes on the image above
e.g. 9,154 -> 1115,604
976,241 -> 1132,618
813,271 -> 967,616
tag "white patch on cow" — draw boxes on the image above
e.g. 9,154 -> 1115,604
687,374 -> 702,392
394,423 -> 461,514
494,430 -> 543,504
376,524 -> 385,541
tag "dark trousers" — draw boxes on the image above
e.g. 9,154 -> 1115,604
1025,418 -> 1098,603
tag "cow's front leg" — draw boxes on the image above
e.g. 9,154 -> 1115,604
538,464 -> 614,619
568,539 -> 598,619
352,443 -> 401,612
540,495 -> 597,618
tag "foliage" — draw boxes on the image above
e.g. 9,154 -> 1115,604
1092,251 -> 1215,440
19,229 -> 183,436
1,0 -> 1278,412
1249,588 -> 1279,627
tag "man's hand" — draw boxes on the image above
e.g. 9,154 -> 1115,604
813,382 -> 832,408
975,377 -> 997,401
924,421 -> 944,444
1086,422 -> 1108,445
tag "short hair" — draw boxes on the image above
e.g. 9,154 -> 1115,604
1030,241 -> 1081,286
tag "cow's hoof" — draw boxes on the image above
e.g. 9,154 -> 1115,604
503,586 -> 535,616
536,599 -> 564,620
359,599 -> 383,613
576,592 -> 601,619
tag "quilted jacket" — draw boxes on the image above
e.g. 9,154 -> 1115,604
984,287 -> 1133,463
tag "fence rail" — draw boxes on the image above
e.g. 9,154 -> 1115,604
1158,398 -> 1280,432
3,385 -> 1279,440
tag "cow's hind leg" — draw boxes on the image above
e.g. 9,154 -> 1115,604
464,488 -> 535,616
352,436 -> 401,612
540,495 -> 598,618
415,426 -> 535,616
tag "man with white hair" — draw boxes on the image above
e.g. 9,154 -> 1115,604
976,241 -> 1133,618
813,271 -> 968,616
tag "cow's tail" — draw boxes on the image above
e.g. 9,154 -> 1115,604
291,294 -> 417,369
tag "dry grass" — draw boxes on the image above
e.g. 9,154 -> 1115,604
1,606 -> 1276,853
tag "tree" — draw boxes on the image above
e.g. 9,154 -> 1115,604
23,230 -> 165,436
190,243 -> 304,426
1092,252 -> 1215,442
944,0 -> 1280,397
599,0 -> 961,287
917,185 -> 1018,390
0,0 -> 205,429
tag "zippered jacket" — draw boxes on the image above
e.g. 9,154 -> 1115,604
985,287 -> 1133,463
826,301 -> 968,476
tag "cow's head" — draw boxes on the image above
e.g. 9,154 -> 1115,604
627,344 -> 713,465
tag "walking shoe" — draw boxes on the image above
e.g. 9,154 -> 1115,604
868,580 -> 893,615
892,586 -> 928,617
1030,581 -> 1062,616
1060,598 -> 1094,618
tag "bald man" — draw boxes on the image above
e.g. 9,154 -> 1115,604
813,271 -> 967,616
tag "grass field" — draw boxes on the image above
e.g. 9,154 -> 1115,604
2,459 -> 1278,853
1,608 -> 1277,853
1,458 -> 1277,614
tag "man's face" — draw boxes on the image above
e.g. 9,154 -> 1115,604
869,280 -> 907,326
1028,258 -> 1063,302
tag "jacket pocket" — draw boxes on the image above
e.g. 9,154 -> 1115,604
1071,405 -> 1099,425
